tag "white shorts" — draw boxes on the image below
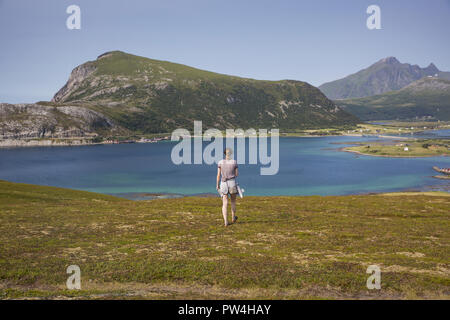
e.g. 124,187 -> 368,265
220,178 -> 238,196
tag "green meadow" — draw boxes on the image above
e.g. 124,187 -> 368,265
0,180 -> 448,299
344,139 -> 449,157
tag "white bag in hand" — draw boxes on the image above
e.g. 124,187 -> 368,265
237,184 -> 244,198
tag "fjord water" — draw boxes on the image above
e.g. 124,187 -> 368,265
0,135 -> 448,198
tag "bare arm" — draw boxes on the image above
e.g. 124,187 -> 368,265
216,167 -> 221,189
235,167 -> 238,177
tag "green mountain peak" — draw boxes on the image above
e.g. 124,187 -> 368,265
51,51 -> 358,133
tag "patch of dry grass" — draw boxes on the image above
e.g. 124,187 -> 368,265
0,180 -> 448,299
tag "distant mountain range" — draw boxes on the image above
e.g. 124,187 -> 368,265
319,57 -> 450,100
336,77 -> 450,121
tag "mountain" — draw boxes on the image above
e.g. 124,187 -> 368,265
335,77 -> 450,121
319,57 -> 448,100
0,103 -> 122,140
48,51 -> 358,134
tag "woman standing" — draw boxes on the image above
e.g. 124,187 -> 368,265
216,148 -> 239,227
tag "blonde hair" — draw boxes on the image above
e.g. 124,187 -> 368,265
224,148 -> 233,158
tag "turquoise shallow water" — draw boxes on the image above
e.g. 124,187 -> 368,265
0,133 -> 448,198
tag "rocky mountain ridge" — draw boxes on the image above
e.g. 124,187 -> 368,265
319,57 -> 450,100
0,103 -> 121,140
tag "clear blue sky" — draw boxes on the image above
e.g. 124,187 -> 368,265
1,0 -> 449,103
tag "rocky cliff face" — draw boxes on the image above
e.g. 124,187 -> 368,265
319,57 -> 446,99
0,103 -> 118,139
52,63 -> 97,103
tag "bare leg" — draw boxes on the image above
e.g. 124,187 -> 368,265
230,194 -> 237,222
222,195 -> 228,226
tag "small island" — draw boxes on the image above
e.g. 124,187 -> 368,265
343,139 -> 449,158
433,166 -> 450,180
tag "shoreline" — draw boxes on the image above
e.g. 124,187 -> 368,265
0,179 -> 448,201
1,123 -> 448,149
0,138 -> 103,149
339,147 -> 449,158
1,179 -> 448,200
113,190 -> 450,200
0,133 -> 415,149
0,137 -> 169,149
89,185 -> 450,200
433,175 -> 450,180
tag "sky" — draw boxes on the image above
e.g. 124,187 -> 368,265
1,0 -> 450,103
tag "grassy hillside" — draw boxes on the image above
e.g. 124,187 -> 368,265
336,78 -> 450,121
51,51 -> 358,133
0,180 -> 448,299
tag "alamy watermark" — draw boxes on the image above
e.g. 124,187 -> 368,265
66,5 -> 81,30
64,5 -> 381,31
366,265 -> 381,290
66,265 -> 81,290
367,5 -> 381,30
170,121 -> 279,175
